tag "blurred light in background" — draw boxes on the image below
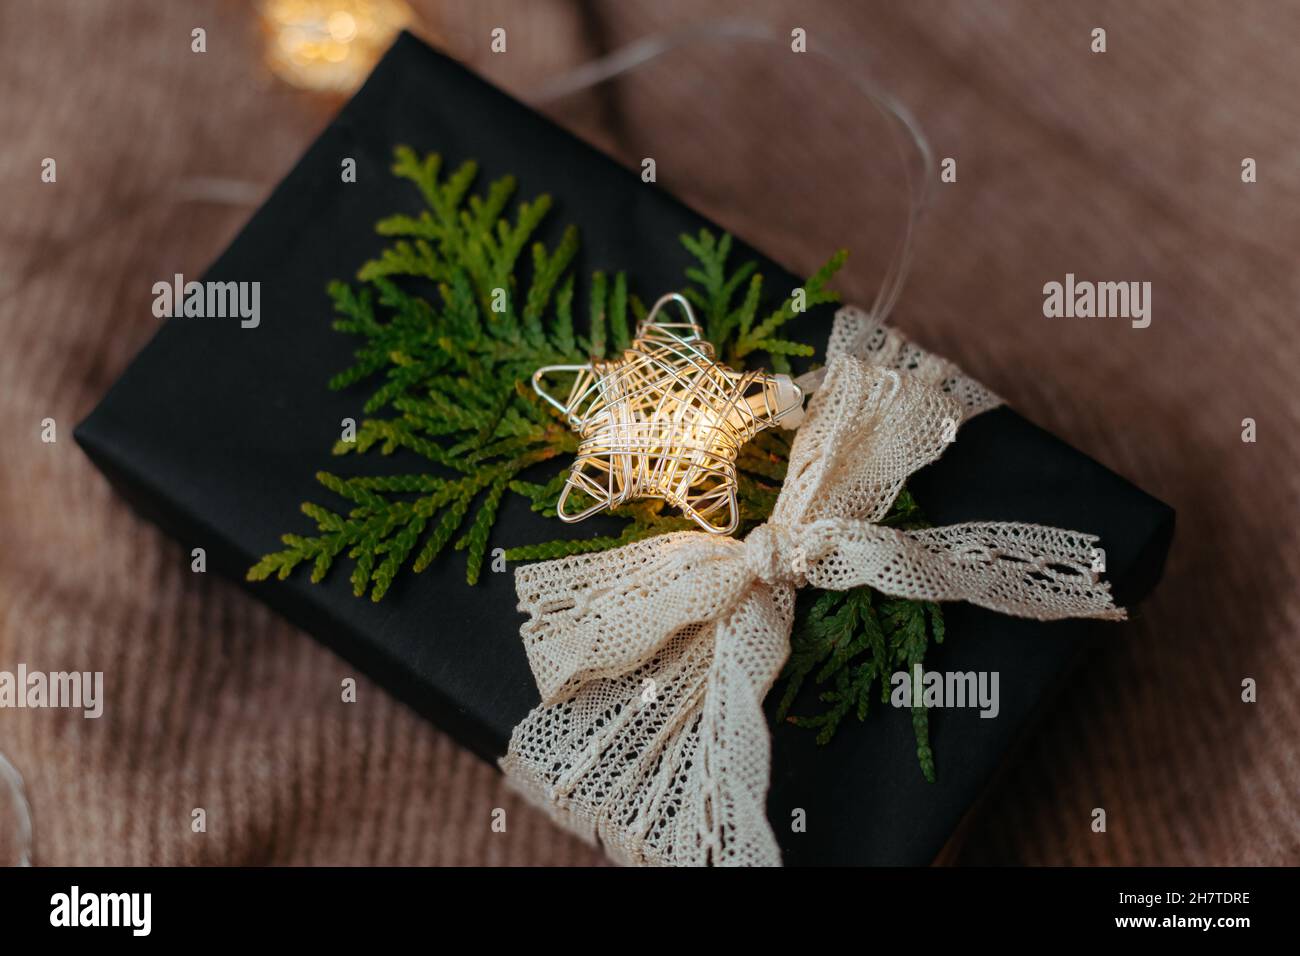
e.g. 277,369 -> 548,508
259,0 -> 413,93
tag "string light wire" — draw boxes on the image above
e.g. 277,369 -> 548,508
525,17 -> 935,391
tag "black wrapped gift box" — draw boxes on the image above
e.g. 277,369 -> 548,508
75,33 -> 1173,866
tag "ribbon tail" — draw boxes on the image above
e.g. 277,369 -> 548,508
500,583 -> 792,866
806,521 -> 1126,621
694,584 -> 793,866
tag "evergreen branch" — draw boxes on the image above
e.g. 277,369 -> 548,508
456,476 -> 509,585
390,145 -> 442,208
549,274 -> 577,357
750,338 -> 816,357
412,494 -> 472,574
776,490 -> 947,781
609,271 -> 630,352
588,271 -> 607,357
522,225 -> 579,346
736,248 -> 847,359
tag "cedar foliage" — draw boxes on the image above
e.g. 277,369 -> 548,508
248,147 -> 944,775
776,489 -> 946,781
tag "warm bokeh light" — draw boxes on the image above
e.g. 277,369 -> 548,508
259,0 -> 413,93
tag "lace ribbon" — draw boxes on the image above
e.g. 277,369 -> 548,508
500,307 -> 1124,866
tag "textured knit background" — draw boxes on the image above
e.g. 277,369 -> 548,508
1,0 -> 1296,866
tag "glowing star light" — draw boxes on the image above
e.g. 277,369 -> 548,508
532,293 -> 804,535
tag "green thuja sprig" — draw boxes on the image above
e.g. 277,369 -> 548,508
249,147 -> 606,596
249,146 -> 943,776
681,230 -> 846,373
247,149 -> 835,594
775,488 -> 947,780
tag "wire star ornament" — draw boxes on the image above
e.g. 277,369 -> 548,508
532,293 -> 805,535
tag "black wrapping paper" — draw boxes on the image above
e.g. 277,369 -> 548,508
75,33 -> 1173,866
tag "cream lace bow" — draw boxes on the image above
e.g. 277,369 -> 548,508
500,307 -> 1125,866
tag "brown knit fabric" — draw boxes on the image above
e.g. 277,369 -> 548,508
1,0 -> 1296,866
0,0 -> 606,867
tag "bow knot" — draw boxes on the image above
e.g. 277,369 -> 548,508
742,522 -> 803,586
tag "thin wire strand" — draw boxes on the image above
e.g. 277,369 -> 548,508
0,751 -> 33,866
526,17 -> 934,343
